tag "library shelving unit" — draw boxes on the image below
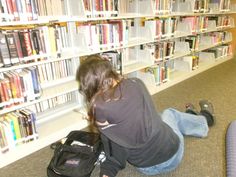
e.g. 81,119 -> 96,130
0,0 -> 235,168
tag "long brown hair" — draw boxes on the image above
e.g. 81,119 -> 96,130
76,55 -> 122,120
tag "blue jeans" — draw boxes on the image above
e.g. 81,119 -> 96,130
137,108 -> 209,175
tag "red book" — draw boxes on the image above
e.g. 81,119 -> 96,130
1,78 -> 13,107
18,30 -> 32,58
11,0 -> 19,20
6,0 -> 14,19
0,81 -> 6,106
23,31 -> 33,56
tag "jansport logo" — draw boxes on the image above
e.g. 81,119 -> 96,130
65,159 -> 80,167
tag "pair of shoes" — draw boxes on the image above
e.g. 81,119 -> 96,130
185,100 -> 215,127
199,100 -> 215,127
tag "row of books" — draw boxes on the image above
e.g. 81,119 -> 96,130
37,59 -> 74,84
145,61 -> 170,85
181,15 -> 232,34
76,20 -> 131,50
144,18 -> 177,39
207,31 -> 230,43
85,0 -> 231,15
172,44 -> 231,72
74,16 -> 212,51
143,41 -> 175,62
0,108 -> 38,153
143,15 -> 232,40
204,44 -> 232,58
181,16 -> 209,33
0,24 -> 69,67
0,0 -> 233,22
146,43 -> 231,84
154,0 -> 172,13
193,0 -> 210,12
37,0 -> 65,17
0,0 -> 38,22
172,0 -> 230,13
182,31 -> 231,51
212,0 -> 231,11
0,0 -> 66,22
0,15 -> 232,68
28,91 -> 76,114
172,55 -> 200,72
0,66 -> 40,109
172,0 -> 209,13
0,31 -> 230,111
83,0 -> 118,17
208,15 -> 232,28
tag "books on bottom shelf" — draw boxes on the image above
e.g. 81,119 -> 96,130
0,108 -> 38,154
0,90 -> 88,168
0,108 -> 89,168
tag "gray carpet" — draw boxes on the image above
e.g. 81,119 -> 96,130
1,58 -> 236,177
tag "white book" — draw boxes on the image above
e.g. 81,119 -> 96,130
23,69 -> 35,101
45,63 -> 53,81
41,26 -> 51,56
1,120 -> 15,149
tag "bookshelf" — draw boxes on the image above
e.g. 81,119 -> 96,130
0,0 -> 235,168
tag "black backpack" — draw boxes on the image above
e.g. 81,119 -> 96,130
47,130 -> 102,177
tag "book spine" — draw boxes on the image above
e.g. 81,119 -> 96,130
30,30 -> 39,55
28,67 -> 40,97
18,30 -> 32,58
25,0 -> 33,20
29,0 -> 38,20
18,110 -> 30,137
15,112 -> 27,139
0,122 -> 9,152
1,118 -> 15,148
24,68 -> 35,101
18,31 -> 28,57
5,32 -> 20,65
15,0 -> 23,20
5,0 -> 14,20
12,71 -> 24,103
8,113 -> 21,141
11,0 -> 19,20
23,31 -> 33,56
13,31 -> 23,62
25,108 -> 37,135
0,32 -> 11,66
